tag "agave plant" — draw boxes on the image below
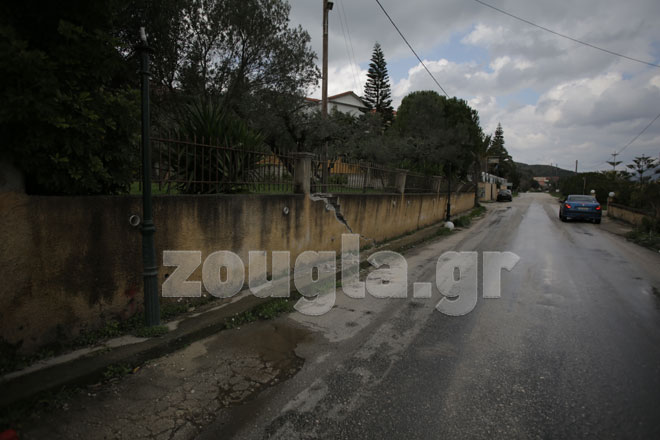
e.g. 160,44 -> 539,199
171,99 -> 266,193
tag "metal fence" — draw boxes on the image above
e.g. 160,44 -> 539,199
139,137 -> 475,195
310,157 -> 399,193
148,136 -> 295,194
405,172 -> 437,193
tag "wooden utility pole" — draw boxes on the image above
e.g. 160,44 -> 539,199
321,0 -> 332,189
321,0 -> 331,118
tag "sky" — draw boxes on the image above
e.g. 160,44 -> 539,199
286,0 -> 660,171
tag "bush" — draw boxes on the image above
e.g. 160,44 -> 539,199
1,16 -> 140,195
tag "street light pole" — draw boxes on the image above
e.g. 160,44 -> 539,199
138,27 -> 160,327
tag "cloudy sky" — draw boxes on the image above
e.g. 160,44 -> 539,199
287,0 -> 660,171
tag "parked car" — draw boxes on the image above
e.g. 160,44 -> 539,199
496,189 -> 512,202
559,195 -> 602,223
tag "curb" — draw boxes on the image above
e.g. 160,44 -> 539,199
0,294 -> 265,409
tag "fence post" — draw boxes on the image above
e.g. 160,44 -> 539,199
294,152 -> 314,194
362,162 -> 370,193
395,169 -> 408,194
433,176 -> 443,196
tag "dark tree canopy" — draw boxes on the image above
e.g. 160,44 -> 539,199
363,42 -> 394,125
627,155 -> 657,184
391,91 -> 483,176
1,0 -> 139,195
0,0 -> 319,194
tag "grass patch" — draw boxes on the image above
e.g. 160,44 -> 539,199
435,226 -> 453,237
452,205 -> 486,228
626,229 -> 660,252
224,297 -> 295,329
133,325 -> 169,338
102,363 -> 134,380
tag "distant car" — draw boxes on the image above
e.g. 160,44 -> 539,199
496,189 -> 512,202
559,195 -> 602,224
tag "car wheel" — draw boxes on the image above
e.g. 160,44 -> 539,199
595,219 -> 601,224
559,213 -> 566,222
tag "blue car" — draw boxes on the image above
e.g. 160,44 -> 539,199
559,195 -> 602,224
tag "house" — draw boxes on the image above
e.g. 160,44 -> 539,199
533,176 -> 559,189
305,91 -> 368,117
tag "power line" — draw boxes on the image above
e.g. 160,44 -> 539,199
336,0 -> 359,92
473,0 -> 660,69
584,111 -> 660,171
374,0 -> 450,97
339,0 -> 361,92
616,110 -> 660,155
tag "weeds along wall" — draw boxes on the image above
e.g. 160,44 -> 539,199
0,191 -> 474,354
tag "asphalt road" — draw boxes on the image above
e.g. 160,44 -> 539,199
207,193 -> 660,440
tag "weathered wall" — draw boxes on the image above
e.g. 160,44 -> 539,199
478,182 -> 498,201
608,203 -> 654,226
0,191 -> 474,353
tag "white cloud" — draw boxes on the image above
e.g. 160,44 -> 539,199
288,0 -> 660,169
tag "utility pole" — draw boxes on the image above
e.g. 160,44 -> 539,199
575,160 -> 578,174
321,0 -> 332,118
138,27 -> 160,327
321,0 -> 333,190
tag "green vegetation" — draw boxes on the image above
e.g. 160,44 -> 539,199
0,298 -> 224,375
1,3 -> 140,194
2,1 -> 526,195
102,363 -> 134,380
453,206 -> 487,228
363,42 -> 394,126
435,227 -> 453,237
224,298 -> 295,329
626,217 -> 660,252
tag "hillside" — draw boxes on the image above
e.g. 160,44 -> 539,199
515,162 -> 575,178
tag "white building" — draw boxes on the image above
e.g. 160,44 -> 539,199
305,91 -> 367,117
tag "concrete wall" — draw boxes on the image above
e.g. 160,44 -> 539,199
478,182 -> 498,201
0,191 -> 474,353
608,203 -> 654,227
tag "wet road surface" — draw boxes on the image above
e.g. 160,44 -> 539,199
208,193 -> 660,439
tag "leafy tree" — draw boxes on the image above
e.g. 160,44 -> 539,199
627,155 -> 657,184
391,91 -> 482,177
1,0 -> 140,195
363,43 -> 394,126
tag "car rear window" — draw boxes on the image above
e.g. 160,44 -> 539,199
568,196 -> 596,202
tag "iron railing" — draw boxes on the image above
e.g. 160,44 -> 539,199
138,137 -> 477,195
310,157 -> 399,193
148,136 -> 295,194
